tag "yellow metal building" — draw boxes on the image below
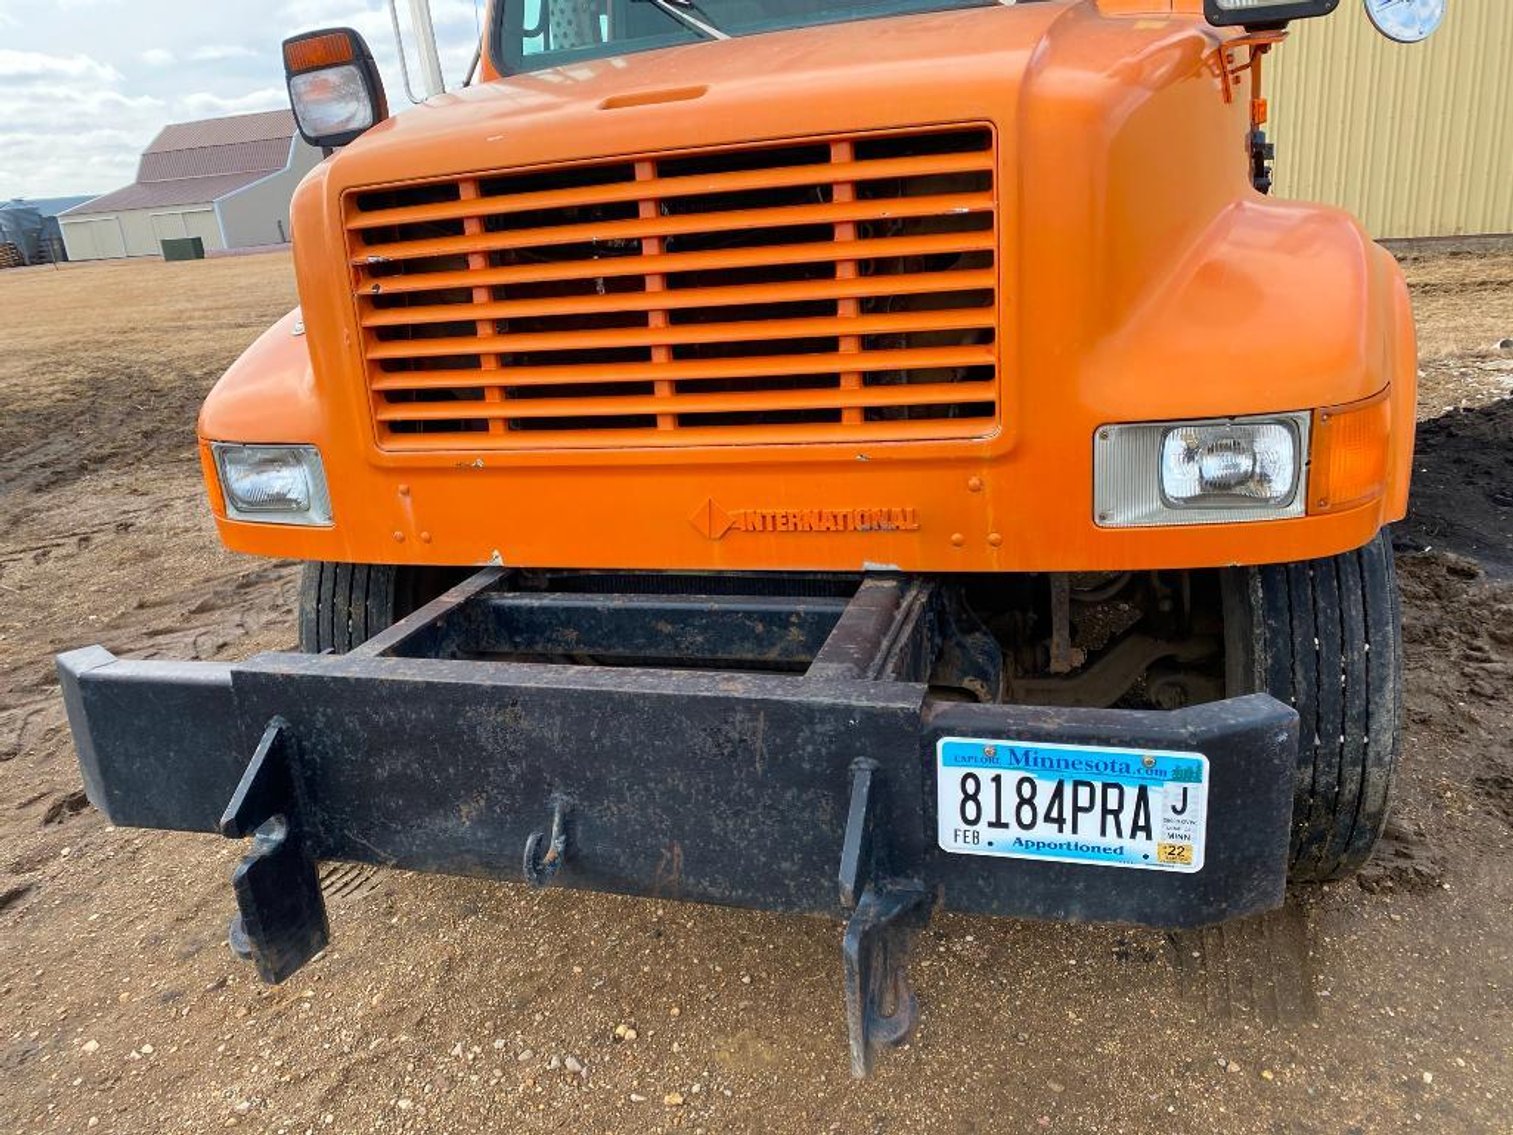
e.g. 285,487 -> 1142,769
1268,0 -> 1513,240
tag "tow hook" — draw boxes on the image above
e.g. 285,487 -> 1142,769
523,796 -> 572,888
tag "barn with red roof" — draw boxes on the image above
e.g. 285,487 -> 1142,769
60,109 -> 321,261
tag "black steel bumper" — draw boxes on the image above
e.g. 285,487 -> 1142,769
56,569 -> 1297,1075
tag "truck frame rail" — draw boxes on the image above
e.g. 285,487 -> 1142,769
58,567 -> 1297,1076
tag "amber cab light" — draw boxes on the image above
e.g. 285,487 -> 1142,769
1310,389 -> 1391,514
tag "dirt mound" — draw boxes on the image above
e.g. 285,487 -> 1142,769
1394,549 -> 1513,863
1399,397 -> 1513,577
1397,550 -> 1513,717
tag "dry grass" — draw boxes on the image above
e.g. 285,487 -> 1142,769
1400,252 -> 1513,360
1399,252 -> 1513,416
0,254 -> 297,418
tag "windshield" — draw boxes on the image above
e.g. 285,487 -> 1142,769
494,0 -> 1004,75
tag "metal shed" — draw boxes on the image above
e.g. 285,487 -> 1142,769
1269,0 -> 1512,241
60,110 -> 322,261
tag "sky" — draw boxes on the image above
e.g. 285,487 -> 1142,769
0,0 -> 488,200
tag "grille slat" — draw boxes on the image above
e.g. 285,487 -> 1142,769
367,309 -> 995,360
370,345 -> 996,391
346,125 -> 1001,449
348,150 -> 995,232
377,416 -> 993,452
355,232 -> 996,298
375,379 -> 995,423
353,192 -> 994,266
361,269 -> 995,328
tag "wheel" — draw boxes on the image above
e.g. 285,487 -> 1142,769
1222,530 -> 1403,882
297,562 -> 461,653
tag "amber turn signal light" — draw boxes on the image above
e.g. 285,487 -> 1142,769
283,31 -> 358,75
1309,389 -> 1391,514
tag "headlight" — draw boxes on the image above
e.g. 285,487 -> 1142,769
1095,413 -> 1309,528
1160,421 -> 1300,507
282,28 -> 388,149
289,66 -> 377,139
1203,0 -> 1340,27
212,444 -> 333,526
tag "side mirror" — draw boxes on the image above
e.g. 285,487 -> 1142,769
1365,0 -> 1446,42
1203,0 -> 1339,28
282,28 -> 389,150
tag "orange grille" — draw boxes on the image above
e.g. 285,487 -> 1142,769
345,126 -> 1000,450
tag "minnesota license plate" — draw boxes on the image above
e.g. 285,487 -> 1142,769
936,737 -> 1209,873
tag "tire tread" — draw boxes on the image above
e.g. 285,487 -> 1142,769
1226,531 -> 1401,882
299,562 -> 403,654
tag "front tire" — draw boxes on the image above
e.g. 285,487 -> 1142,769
297,562 -> 460,653
1222,531 -> 1403,882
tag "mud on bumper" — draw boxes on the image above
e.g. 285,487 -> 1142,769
57,568 -> 1296,1075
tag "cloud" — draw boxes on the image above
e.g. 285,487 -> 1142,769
8,89 -> 160,116
178,86 -> 289,116
1,128 -> 150,195
189,44 -> 259,62
277,0 -> 392,42
0,87 -> 165,196
0,86 -> 164,130
0,48 -> 122,83
2,0 -> 485,198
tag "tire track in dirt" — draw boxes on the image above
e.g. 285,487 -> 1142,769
0,260 -> 302,897
1169,900 -> 1320,1027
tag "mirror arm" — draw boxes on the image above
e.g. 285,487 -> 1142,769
387,0 -> 427,105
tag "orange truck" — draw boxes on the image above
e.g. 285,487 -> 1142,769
58,0 -> 1444,1075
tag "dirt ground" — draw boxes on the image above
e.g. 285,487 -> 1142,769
2,252 -> 1511,1135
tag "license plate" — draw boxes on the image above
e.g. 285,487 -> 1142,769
936,737 -> 1209,873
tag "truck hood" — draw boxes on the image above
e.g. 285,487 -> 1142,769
326,2 -> 1073,188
